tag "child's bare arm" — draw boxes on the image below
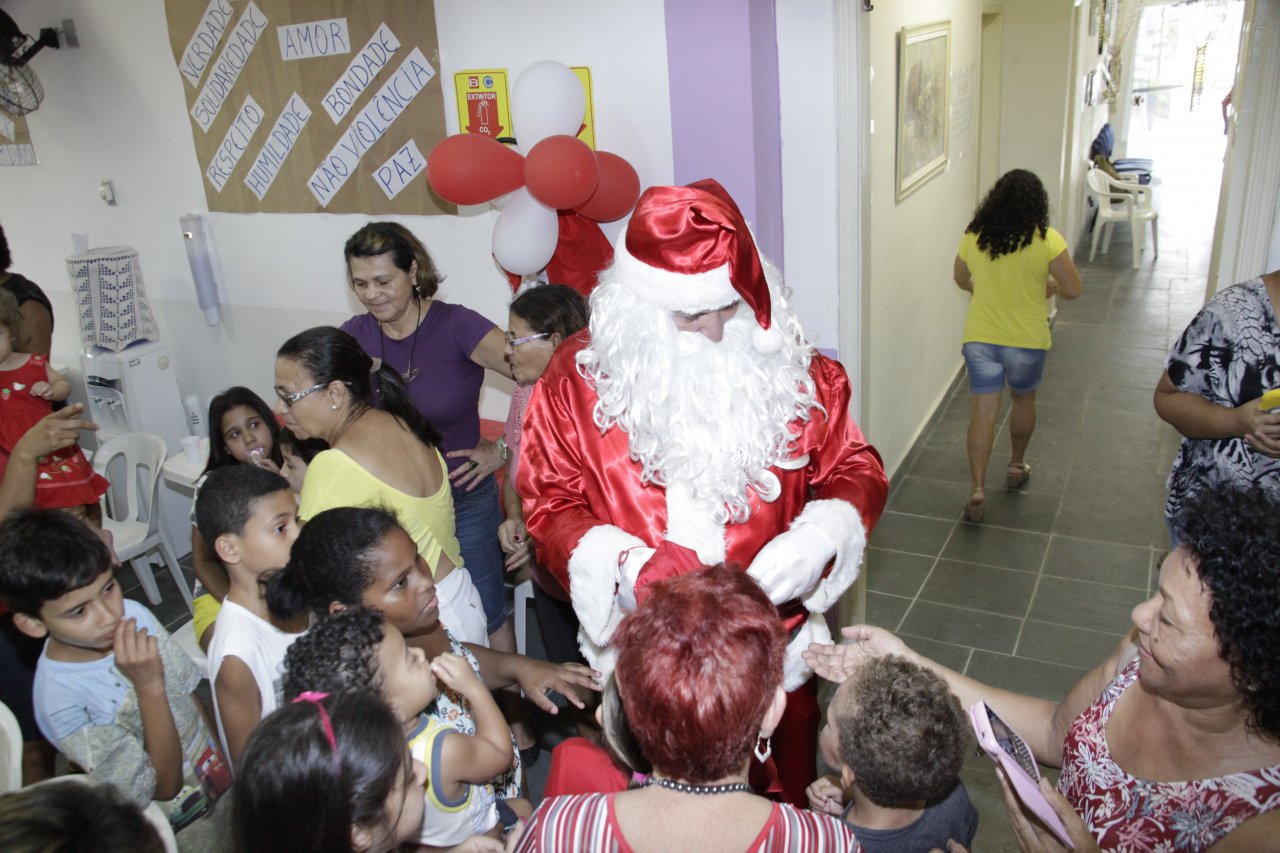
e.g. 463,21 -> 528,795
114,618 -> 184,800
214,657 -> 263,769
431,653 -> 514,786
30,363 -> 71,401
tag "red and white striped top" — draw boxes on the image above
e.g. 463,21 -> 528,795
512,792 -> 860,852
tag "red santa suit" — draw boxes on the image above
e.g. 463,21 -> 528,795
519,179 -> 888,806
520,334 -> 885,804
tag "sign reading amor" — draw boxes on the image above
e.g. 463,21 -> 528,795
163,0 -> 454,215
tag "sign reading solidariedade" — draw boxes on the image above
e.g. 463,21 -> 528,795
163,0 -> 454,215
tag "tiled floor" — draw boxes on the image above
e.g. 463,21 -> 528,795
121,128 -> 1220,849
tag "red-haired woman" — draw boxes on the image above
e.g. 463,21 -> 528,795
512,567 -> 858,852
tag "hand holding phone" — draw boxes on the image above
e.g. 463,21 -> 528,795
970,701 -> 1074,849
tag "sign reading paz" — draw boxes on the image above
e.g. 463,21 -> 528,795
163,0 -> 454,215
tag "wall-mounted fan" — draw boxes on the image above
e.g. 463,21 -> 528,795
0,9 -> 63,116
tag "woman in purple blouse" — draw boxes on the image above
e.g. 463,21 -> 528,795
339,223 -> 517,663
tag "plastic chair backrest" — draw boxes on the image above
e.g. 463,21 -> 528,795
1086,167 -> 1110,196
0,699 -> 23,793
93,433 -> 167,531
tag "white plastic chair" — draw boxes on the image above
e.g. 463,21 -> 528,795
0,699 -> 22,793
1086,167 -> 1159,268
94,433 -> 193,614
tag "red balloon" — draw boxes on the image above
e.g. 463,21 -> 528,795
574,151 -> 641,222
427,134 -> 525,205
524,135 -> 599,210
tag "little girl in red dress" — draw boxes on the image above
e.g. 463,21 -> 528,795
0,291 -> 107,515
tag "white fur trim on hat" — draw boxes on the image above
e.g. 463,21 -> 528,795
798,499 -> 868,613
568,524 -> 647,646
664,479 -> 727,565
783,613 -> 831,691
614,233 -> 739,315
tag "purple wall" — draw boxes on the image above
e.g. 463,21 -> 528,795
664,0 -> 785,267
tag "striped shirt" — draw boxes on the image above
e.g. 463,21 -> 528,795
513,792 -> 860,852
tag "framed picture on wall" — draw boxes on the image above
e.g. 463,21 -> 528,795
896,20 -> 951,201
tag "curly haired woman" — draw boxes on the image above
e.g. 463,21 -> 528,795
952,169 -> 1083,521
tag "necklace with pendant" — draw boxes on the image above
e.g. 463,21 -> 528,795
380,298 -> 422,383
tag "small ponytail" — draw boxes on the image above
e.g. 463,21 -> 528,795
264,563 -> 309,621
373,364 -> 442,449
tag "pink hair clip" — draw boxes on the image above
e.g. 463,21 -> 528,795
292,691 -> 339,765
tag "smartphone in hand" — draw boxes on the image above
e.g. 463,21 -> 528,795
971,701 -> 1074,848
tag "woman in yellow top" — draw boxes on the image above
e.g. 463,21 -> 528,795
953,170 -> 1083,522
273,326 -> 488,646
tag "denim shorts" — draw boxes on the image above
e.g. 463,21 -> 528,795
452,475 -> 510,633
962,342 -> 1047,395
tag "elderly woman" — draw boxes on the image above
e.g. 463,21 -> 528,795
808,486 -> 1280,852
514,566 -> 858,852
273,326 -> 488,646
952,170 -> 1083,522
498,284 -> 590,666
339,223 -> 515,654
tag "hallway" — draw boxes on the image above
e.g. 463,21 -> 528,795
863,138 -> 1218,849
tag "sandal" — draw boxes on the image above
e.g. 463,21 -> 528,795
964,490 -> 986,523
1006,463 -> 1032,489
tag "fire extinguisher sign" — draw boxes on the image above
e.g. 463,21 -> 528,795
453,69 -> 511,140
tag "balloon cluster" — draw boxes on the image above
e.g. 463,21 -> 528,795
427,61 -> 641,276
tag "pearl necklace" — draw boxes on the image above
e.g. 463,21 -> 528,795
647,776 -> 752,795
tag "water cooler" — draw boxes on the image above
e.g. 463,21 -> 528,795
82,341 -> 190,550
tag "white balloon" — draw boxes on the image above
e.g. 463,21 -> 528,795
512,61 -> 586,155
492,188 -> 559,275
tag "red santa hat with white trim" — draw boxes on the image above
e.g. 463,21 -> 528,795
614,178 -> 784,353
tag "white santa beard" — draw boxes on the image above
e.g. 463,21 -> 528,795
580,278 -> 818,524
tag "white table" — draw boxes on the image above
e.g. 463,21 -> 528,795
161,436 -> 209,492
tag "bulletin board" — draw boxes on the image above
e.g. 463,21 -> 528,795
163,0 -> 456,215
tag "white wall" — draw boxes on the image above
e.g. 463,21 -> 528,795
863,0 -> 983,477
776,0 -> 841,352
0,0 -> 673,423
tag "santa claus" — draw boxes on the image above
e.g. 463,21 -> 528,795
517,179 -> 887,804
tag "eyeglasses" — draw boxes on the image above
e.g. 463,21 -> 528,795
277,383 -> 327,407
505,331 -> 551,348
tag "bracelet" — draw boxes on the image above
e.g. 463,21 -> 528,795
496,436 -> 512,463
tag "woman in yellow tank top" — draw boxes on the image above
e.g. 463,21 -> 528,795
273,326 -> 489,646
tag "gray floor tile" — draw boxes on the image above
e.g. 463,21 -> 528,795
969,489 -> 1062,533
899,601 -> 1022,654
1042,536 -> 1150,589
886,476 -> 970,520
941,525 -> 1049,572
864,548 -> 934,598
1027,576 -> 1145,634
1053,496 -> 1164,548
865,591 -> 912,631
869,511 -> 955,556
1016,619 -> 1123,669
919,560 -> 1038,617
966,650 -> 1087,702
899,634 -> 973,673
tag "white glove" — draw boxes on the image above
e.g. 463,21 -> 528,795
745,522 -> 837,605
614,546 -> 655,613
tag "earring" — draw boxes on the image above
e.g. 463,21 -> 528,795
331,404 -> 338,411
753,735 -> 771,763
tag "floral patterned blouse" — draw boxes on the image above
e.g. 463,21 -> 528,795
1059,658 -> 1280,851
1164,278 -> 1280,525
427,626 -> 521,799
